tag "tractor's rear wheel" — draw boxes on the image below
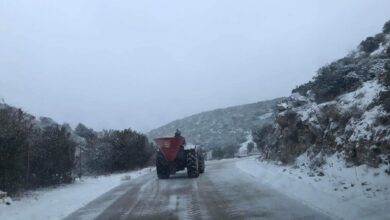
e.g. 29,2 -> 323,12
198,153 -> 205,174
186,150 -> 199,178
156,151 -> 170,179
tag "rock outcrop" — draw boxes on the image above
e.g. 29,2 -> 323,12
253,20 -> 390,168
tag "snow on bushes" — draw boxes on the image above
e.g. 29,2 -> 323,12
253,20 -> 390,168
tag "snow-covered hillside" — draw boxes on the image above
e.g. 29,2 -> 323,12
148,98 -> 284,150
253,20 -> 390,169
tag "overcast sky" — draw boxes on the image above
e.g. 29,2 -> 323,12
1,0 -> 390,132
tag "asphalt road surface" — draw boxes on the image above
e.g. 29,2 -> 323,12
64,159 -> 331,220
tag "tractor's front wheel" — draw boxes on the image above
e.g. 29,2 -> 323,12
186,150 -> 199,178
156,151 -> 170,179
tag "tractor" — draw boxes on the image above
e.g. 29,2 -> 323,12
154,136 -> 205,179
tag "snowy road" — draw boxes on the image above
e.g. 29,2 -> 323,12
64,159 -> 331,220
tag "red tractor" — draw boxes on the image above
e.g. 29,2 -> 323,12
154,136 -> 205,179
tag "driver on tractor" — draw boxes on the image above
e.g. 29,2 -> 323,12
174,129 -> 186,145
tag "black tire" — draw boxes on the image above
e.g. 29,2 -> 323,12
156,151 -> 170,179
186,150 -> 199,178
198,153 -> 205,174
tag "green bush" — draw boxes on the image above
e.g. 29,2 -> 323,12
378,90 -> 390,112
30,125 -> 76,186
77,128 -> 153,174
382,62 -> 390,87
0,107 -> 77,194
311,65 -> 361,103
252,124 -> 275,153
359,34 -> 383,53
292,81 -> 313,96
211,145 -> 239,159
0,108 -> 33,194
383,20 -> 390,34
292,57 -> 363,103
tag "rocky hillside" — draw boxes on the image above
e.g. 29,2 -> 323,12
148,98 -> 284,150
253,20 -> 390,169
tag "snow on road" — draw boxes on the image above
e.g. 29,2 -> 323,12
0,168 -> 152,220
236,156 -> 390,220
2,157 -> 389,220
65,158 -> 330,220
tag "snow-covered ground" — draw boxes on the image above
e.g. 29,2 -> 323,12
0,168 -> 153,220
237,132 -> 259,157
236,156 -> 390,220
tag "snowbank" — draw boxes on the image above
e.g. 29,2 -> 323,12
0,168 -> 153,220
0,191 -> 12,206
236,156 -> 390,220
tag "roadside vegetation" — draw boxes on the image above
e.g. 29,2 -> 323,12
0,104 -> 154,195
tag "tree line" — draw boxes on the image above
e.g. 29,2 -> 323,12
0,104 -> 154,195
74,123 -> 154,176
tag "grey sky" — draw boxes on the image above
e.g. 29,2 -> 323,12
1,0 -> 389,132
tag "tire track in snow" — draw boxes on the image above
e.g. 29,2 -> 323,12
183,180 -> 202,220
119,177 -> 154,219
